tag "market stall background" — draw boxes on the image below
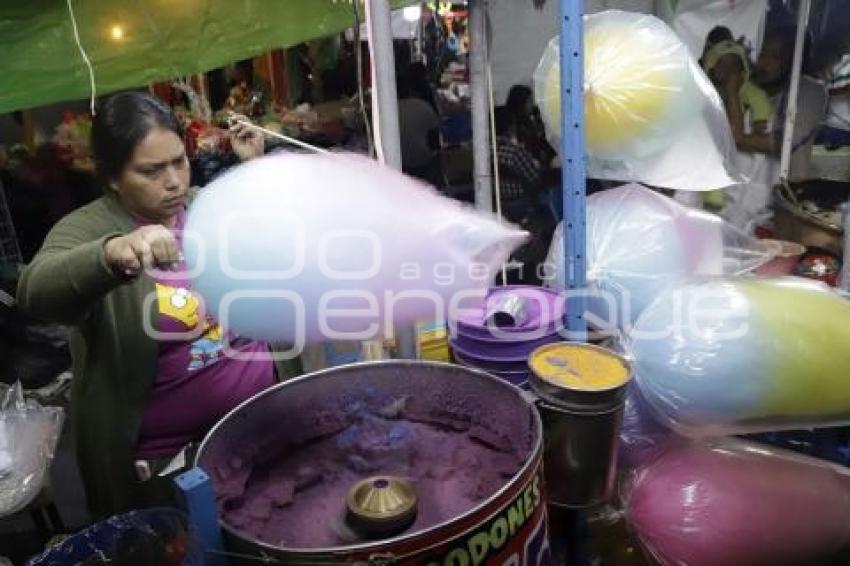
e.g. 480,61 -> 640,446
0,0 -> 417,115
1,1 -> 848,566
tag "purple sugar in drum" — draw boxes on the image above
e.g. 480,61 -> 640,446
195,361 -> 549,565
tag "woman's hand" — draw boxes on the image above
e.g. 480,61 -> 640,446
104,225 -> 179,277
228,113 -> 265,162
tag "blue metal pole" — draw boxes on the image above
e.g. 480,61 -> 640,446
174,467 -> 226,566
557,3 -> 588,563
560,0 -> 587,340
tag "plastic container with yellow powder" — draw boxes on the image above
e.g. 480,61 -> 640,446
529,342 -> 633,508
529,342 -> 632,408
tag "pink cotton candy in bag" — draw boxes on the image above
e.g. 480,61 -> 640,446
184,152 -> 527,344
626,439 -> 850,566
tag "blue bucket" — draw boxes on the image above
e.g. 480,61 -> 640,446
27,507 -> 203,566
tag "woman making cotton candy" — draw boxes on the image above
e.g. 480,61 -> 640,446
16,92 -> 300,518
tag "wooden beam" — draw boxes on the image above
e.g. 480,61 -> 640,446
266,51 -> 277,102
267,49 -> 289,107
21,110 -> 35,152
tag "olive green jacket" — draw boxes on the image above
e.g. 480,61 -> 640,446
17,192 -> 300,518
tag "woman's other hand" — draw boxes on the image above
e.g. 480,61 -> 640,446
104,225 -> 180,277
228,114 -> 265,162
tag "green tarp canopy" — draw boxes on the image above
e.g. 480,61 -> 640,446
0,0 -> 415,114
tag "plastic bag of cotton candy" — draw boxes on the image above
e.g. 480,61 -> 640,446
630,277 -> 850,437
625,438 -> 850,566
0,382 -> 64,517
544,184 -> 768,333
534,10 -> 740,191
618,385 -> 674,471
184,152 -> 527,346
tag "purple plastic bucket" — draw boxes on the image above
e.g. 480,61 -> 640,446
452,351 -> 530,373
450,333 -> 563,362
453,361 -> 529,387
450,334 -> 561,363
452,285 -> 565,343
451,353 -> 530,386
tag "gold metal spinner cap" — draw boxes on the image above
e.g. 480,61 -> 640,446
345,476 -> 418,539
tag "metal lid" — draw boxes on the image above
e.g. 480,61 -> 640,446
454,285 -> 565,341
484,292 -> 530,328
528,343 -> 632,412
345,476 -> 418,540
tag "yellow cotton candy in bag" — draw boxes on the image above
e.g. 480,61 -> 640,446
739,279 -> 850,419
536,10 -> 701,161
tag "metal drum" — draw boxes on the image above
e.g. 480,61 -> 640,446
529,343 -> 633,508
195,361 -> 549,565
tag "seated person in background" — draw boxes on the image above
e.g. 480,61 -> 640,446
705,40 -> 773,142
504,84 -> 555,168
710,26 -> 827,228
494,106 -> 544,213
740,26 -> 827,173
699,25 -> 734,68
408,61 -> 438,112
702,39 -> 773,210
398,68 -> 441,186
494,106 -> 554,285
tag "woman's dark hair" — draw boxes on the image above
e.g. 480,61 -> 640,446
494,105 -> 515,137
91,91 -> 183,181
706,26 -> 733,46
505,85 -> 533,118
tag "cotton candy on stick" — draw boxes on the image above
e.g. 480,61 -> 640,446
184,152 -> 526,344
627,440 -> 850,566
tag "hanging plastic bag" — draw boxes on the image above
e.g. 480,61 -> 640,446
0,382 -> 63,518
619,385 -> 674,471
631,277 -> 850,436
533,10 -> 741,190
185,152 -> 527,345
544,184 -> 769,332
625,438 -> 850,566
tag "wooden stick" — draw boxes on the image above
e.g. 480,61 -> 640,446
229,116 -> 332,155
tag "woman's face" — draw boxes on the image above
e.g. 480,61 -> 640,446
113,127 -> 189,226
755,39 -> 791,86
711,54 -> 743,85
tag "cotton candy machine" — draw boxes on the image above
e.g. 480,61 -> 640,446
195,361 -> 549,565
